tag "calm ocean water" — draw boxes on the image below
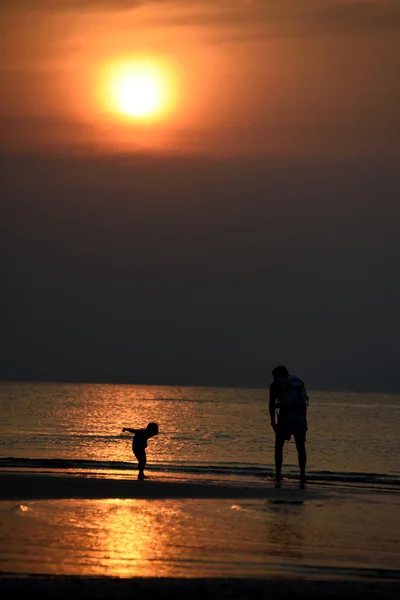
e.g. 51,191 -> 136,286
0,381 -> 399,484
1,382 -> 400,578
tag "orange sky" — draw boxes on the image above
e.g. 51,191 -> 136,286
1,0 -> 399,157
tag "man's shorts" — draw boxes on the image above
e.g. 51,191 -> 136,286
277,414 -> 308,442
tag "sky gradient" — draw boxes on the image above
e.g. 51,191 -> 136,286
2,1 -> 400,391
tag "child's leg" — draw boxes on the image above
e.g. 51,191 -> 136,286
134,449 -> 147,479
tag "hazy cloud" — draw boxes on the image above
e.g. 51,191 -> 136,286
2,150 -> 399,390
2,1 -> 400,40
157,1 -> 400,38
2,0 -> 400,20
0,0 -> 143,11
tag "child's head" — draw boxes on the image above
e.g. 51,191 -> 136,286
146,422 -> 159,438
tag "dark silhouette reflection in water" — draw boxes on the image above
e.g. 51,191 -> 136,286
264,500 -> 306,560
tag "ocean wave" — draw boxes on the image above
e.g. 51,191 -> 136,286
0,457 -> 399,488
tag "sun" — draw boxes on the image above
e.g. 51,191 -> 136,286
117,74 -> 159,117
118,73 -> 158,117
100,60 -> 175,121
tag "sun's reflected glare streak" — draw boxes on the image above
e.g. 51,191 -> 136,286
75,500 -> 184,576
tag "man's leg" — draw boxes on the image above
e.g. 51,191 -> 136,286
294,436 -> 307,482
274,435 -> 285,481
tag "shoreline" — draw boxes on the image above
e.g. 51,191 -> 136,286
0,471 -> 320,501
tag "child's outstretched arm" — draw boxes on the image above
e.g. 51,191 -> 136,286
122,428 -> 138,433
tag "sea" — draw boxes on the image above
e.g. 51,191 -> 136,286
0,381 -> 399,579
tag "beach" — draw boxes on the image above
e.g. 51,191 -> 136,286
1,473 -> 400,599
1,471 -> 399,583
1,474 -> 400,600
1,383 -> 399,595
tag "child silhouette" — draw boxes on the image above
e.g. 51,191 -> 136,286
122,422 -> 159,480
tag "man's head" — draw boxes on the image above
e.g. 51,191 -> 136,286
272,365 -> 289,379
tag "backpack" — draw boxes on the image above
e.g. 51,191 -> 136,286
278,375 -> 308,415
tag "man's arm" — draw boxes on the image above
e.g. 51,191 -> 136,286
122,428 -> 138,433
269,384 -> 277,431
302,382 -> 309,411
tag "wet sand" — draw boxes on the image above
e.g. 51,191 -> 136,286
0,575 -> 399,600
0,472 -> 316,501
1,472 -> 399,588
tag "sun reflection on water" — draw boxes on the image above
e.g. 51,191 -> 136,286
2,494 -> 400,577
2,498 -> 273,577
93,500 -> 183,576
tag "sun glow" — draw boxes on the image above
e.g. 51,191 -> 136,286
100,59 -> 177,122
118,73 -> 158,116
